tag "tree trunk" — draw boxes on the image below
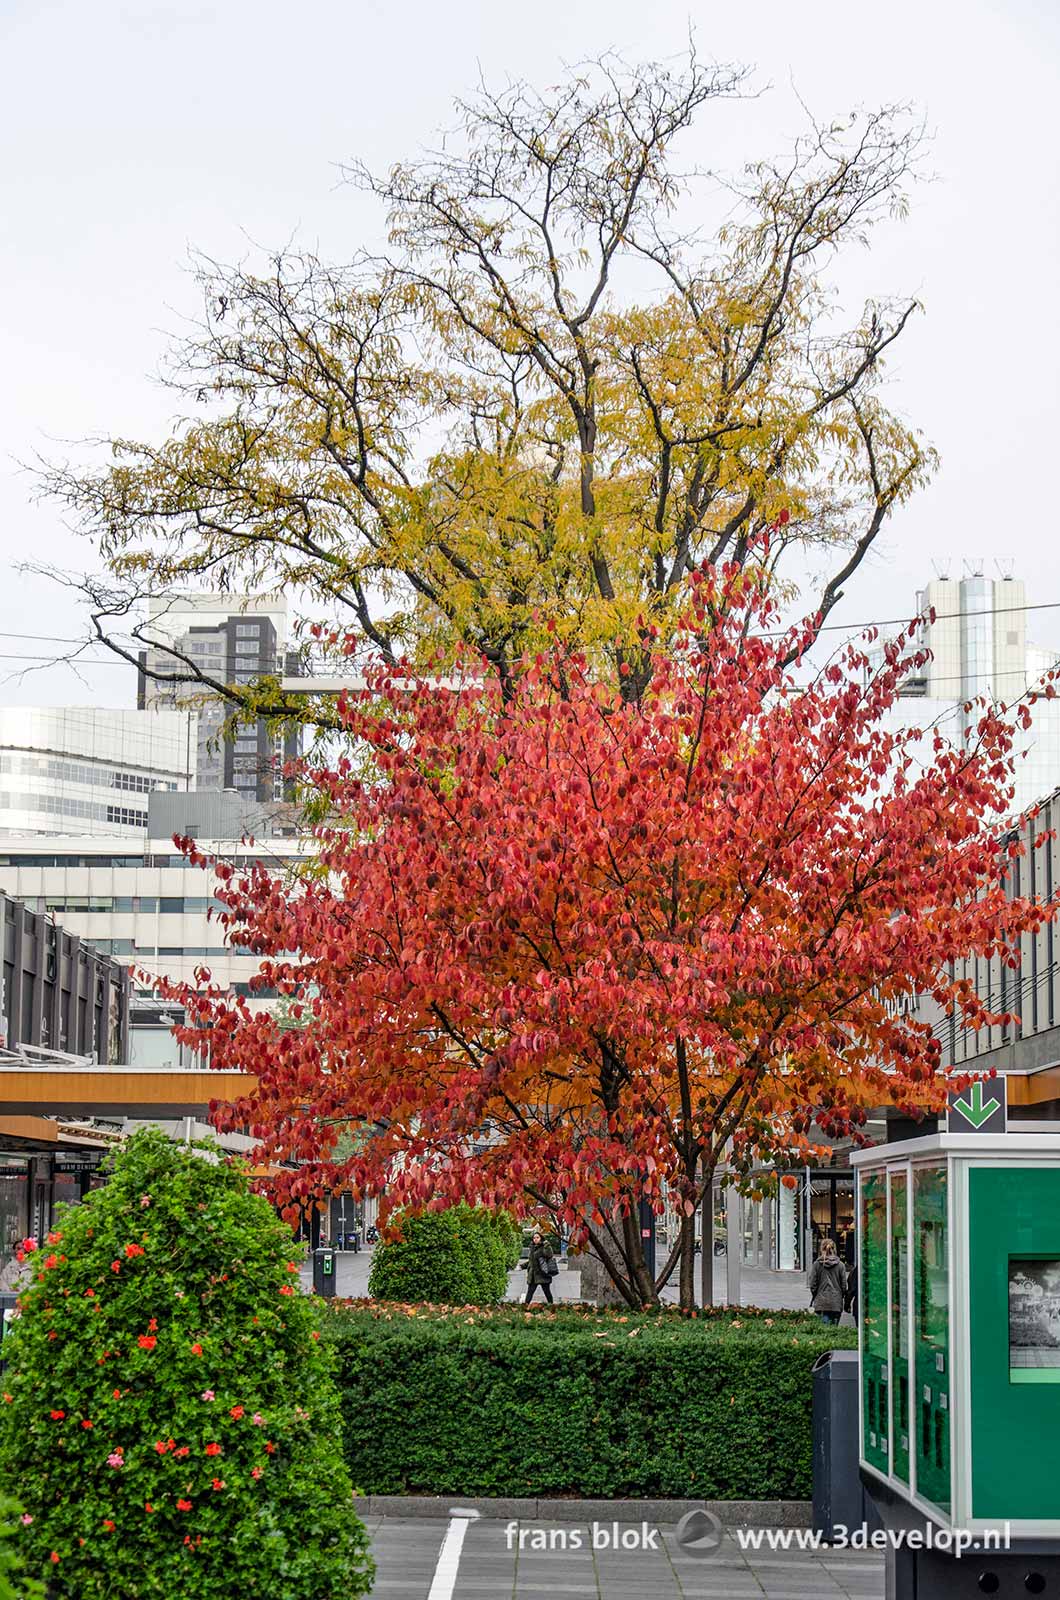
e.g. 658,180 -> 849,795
620,1206 -> 658,1305
678,1208 -> 697,1311
700,1160 -> 716,1308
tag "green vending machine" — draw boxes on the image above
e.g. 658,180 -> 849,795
853,1132 -> 1060,1596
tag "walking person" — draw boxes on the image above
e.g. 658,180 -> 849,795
808,1237 -> 848,1325
524,1230 -> 557,1305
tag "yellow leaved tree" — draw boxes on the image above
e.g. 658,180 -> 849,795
39,52 -> 933,721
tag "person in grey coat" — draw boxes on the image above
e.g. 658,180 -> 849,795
809,1238 -> 848,1325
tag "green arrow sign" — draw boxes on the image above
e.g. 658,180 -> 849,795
951,1081 -> 1001,1130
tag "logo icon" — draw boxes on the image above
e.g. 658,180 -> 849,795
674,1508 -> 724,1559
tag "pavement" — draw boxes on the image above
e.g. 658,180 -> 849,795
299,1247 -> 854,1321
361,1512 -> 884,1599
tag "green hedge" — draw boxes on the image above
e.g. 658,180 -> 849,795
367,1205 -> 514,1306
324,1303 -> 855,1500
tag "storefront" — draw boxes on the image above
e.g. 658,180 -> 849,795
726,1164 -> 856,1273
0,1141 -> 110,1286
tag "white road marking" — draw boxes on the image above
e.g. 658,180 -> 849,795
426,1508 -> 480,1600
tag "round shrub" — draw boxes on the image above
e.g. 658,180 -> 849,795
368,1211 -> 475,1305
455,1207 -> 508,1303
0,1129 -> 373,1600
368,1206 -> 511,1306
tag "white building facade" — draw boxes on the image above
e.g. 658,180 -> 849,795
0,827 -> 307,1006
0,707 -> 194,838
875,570 -> 1060,818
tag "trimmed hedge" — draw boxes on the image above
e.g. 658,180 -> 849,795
367,1205 -> 515,1306
324,1302 -> 855,1500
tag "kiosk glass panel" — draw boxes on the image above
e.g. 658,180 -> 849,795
861,1171 -> 889,1476
890,1170 -> 911,1484
914,1165 -> 950,1512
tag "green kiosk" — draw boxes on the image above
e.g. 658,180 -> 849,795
852,1128 -> 1060,1597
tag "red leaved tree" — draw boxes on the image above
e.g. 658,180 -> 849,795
160,560 -> 1052,1309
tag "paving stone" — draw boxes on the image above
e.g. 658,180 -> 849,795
369,1512 -> 885,1599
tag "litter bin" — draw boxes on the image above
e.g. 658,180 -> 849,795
812,1348 -> 864,1540
312,1246 -> 336,1298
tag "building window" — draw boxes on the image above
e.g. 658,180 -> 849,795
105,805 -> 148,828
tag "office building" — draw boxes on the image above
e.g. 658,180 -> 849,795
0,706 -> 193,837
0,791 -> 308,1004
873,567 -> 1060,817
137,593 -> 301,802
909,783 -> 1060,1108
1,890 -> 130,1062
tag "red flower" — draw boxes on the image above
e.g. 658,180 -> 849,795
50,1552 -> 59,1564
174,1445 -> 190,1458
49,1410 -> 65,1421
42,1255 -> 59,1271
1,1395 -> 10,1405
190,1343 -> 203,1356
278,1285 -> 294,1296
137,1335 -> 157,1351
153,1440 -> 168,1455
205,1442 -> 222,1457
311,1330 -> 320,1341
124,1243 -> 145,1259
251,1465 -> 263,1480
111,1261 -> 121,1274
147,1318 -> 158,1332
229,1405 -> 244,1420
81,1419 -> 94,1430
112,1388 -> 121,1400
176,1499 -> 192,1512
47,1331 -> 57,1341
265,1441 -> 276,1454
102,1520 -> 115,1532
85,1288 -> 95,1298
144,1503 -> 155,1514
211,1477 -> 225,1491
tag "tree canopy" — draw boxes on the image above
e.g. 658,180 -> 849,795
158,557 -> 1048,1308
41,52 -> 933,722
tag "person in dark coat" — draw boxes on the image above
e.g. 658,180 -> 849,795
524,1231 -> 557,1304
808,1238 -> 848,1325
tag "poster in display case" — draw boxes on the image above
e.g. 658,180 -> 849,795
1009,1258 -> 1060,1382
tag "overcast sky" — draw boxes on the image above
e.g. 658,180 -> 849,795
1,0 -> 1058,707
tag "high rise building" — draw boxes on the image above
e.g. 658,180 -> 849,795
874,567 -> 1060,817
136,594 -> 301,803
897,571 -> 1030,703
0,707 -> 194,838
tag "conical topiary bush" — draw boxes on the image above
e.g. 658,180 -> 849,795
0,1129 -> 373,1599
